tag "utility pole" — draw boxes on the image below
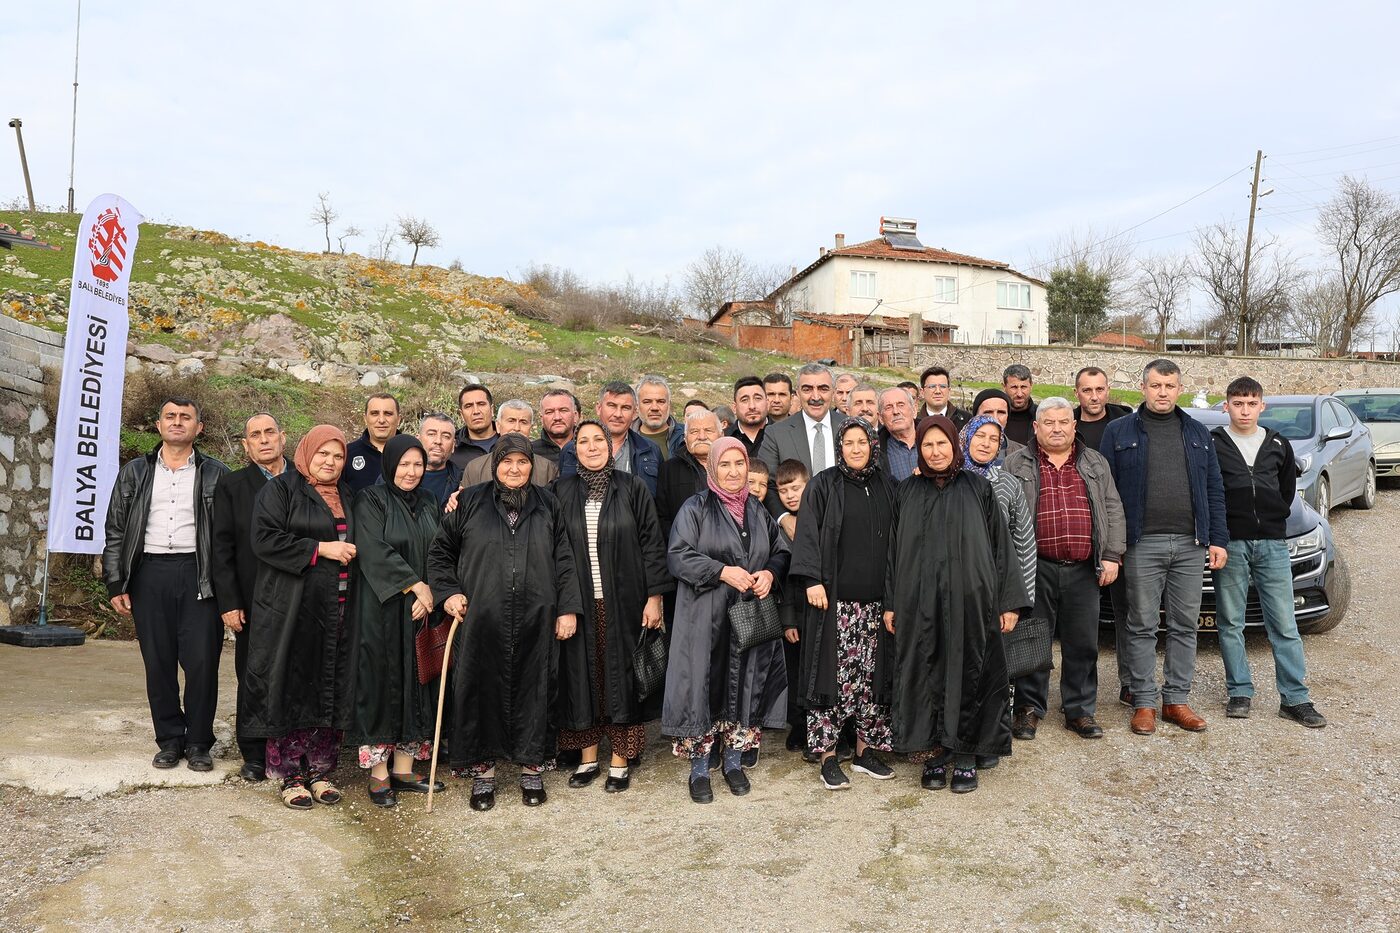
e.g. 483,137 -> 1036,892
1237,148 -> 1264,355
7,118 -> 35,212
68,0 -> 83,213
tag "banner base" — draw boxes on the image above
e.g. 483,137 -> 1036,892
0,625 -> 87,648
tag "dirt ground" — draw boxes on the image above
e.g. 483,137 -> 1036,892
2,492 -> 1398,932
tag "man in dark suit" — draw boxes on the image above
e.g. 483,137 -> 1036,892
758,363 -> 849,479
210,411 -> 292,782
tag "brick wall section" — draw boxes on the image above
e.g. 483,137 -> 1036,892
0,315 -> 61,626
909,343 -> 1400,394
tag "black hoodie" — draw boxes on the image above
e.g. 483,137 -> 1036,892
1210,424 -> 1296,540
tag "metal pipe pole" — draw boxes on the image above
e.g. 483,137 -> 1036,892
68,0 -> 82,212
8,119 -> 36,212
1238,149 -> 1263,355
36,553 -> 50,626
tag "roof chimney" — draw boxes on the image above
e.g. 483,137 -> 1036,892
834,233 -> 846,250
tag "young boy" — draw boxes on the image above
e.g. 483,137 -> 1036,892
1211,376 -> 1326,727
774,459 -> 811,755
746,459 -> 771,503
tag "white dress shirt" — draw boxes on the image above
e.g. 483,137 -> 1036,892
144,451 -> 198,553
802,411 -> 836,472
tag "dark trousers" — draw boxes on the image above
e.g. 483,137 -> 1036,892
1015,558 -> 1102,719
232,623 -> 263,763
130,554 -> 222,750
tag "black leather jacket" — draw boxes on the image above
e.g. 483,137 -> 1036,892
102,445 -> 229,600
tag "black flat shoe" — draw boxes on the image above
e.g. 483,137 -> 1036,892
722,767 -> 751,796
185,746 -> 212,772
604,771 -> 631,793
689,775 -> 714,804
975,755 -> 1000,770
568,765 -> 601,788
950,767 -> 979,794
390,773 -> 445,794
239,761 -> 267,782
521,785 -> 548,807
628,755 -> 641,770
469,785 -> 496,812
741,747 -> 759,770
369,785 -> 398,808
920,761 -> 947,790
152,748 -> 182,769
556,749 -> 582,769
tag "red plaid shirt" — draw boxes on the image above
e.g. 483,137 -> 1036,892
1035,448 -> 1093,562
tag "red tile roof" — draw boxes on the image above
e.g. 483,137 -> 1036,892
771,235 -> 1045,300
797,312 -> 955,334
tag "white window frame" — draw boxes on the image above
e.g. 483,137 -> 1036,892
997,280 -> 1032,310
932,275 -> 957,303
850,270 -> 878,300
995,329 -> 1025,345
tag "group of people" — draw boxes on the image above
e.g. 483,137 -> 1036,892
101,356 -> 1327,810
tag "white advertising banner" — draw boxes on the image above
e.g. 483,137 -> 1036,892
45,193 -> 144,554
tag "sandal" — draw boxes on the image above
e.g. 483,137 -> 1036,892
308,772 -> 342,805
280,778 -> 314,811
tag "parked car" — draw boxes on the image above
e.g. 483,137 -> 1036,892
1099,407 -> 1352,634
1334,388 -> 1400,482
1213,394 -> 1376,519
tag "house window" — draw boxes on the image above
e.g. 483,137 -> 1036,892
933,275 -> 957,303
850,270 -> 877,299
997,281 -> 1032,310
995,330 -> 1025,345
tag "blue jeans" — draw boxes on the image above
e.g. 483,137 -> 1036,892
1212,538 -> 1311,706
1124,534 -> 1205,708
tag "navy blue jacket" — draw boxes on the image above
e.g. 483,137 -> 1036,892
1099,406 -> 1228,549
558,428 -> 660,496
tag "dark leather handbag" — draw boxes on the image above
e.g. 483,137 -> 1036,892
414,615 -> 453,686
633,625 -> 668,700
729,593 -> 783,651
1003,615 -> 1054,680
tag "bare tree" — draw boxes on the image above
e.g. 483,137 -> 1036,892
396,214 -> 442,268
1285,273 -> 1349,356
1033,224 -> 1138,313
1192,222 -> 1299,354
683,245 -> 773,320
309,193 -> 338,254
1134,253 -> 1191,350
371,224 -> 396,262
335,224 -> 362,255
1315,175 -> 1400,354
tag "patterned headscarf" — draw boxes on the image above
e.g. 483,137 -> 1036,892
914,415 -> 963,488
293,425 -> 348,518
705,436 -> 751,527
835,419 -> 882,485
574,419 -> 613,502
491,432 -> 534,514
959,414 -> 1005,479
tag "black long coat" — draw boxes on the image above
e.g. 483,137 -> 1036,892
655,446 -> 706,542
885,471 -> 1028,757
244,470 -> 356,739
787,468 -> 897,709
338,484 -> 441,747
426,484 -> 584,767
554,471 -> 673,730
661,491 -> 790,738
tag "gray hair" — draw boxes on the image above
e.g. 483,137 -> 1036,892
636,373 -> 671,401
242,411 -> 281,435
498,398 -> 533,419
797,362 -> 834,383
1035,396 -> 1075,420
419,411 -> 455,430
1143,358 -> 1181,382
879,386 -> 915,410
684,407 -> 721,431
851,382 -> 879,398
835,372 -> 858,387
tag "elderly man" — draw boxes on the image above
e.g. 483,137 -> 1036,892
344,393 -> 402,491
849,383 -> 880,426
461,400 -> 560,487
212,411 -> 292,781
917,366 -> 969,427
559,381 -> 662,495
1101,359 -> 1228,736
657,408 -> 722,540
637,374 -> 685,459
450,383 -> 498,469
876,386 -> 919,480
1002,364 -> 1037,446
417,411 -> 464,506
763,372 -> 794,423
534,389 -> 580,463
1003,398 -> 1126,741
728,376 -> 768,456
834,373 -> 859,416
758,363 -> 849,478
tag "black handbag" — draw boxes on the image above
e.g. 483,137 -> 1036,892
633,625 -> 668,700
729,593 -> 783,651
1003,615 -> 1054,680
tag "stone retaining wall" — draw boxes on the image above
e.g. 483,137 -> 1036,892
909,343 -> 1400,394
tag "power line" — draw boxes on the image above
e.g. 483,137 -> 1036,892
1280,139 -> 1400,165
1273,134 -> 1400,158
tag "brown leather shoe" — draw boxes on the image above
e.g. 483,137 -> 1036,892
1130,707 -> 1157,735
1065,715 -> 1105,739
1011,707 -> 1040,740
1162,704 -> 1208,732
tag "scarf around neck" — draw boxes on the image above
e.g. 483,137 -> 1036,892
294,425 -> 348,518
835,419 -> 882,485
574,419 -> 614,502
705,436 -> 750,527
491,433 -> 534,514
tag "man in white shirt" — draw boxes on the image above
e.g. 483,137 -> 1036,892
758,363 -> 849,479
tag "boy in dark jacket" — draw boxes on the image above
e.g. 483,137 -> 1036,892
1211,377 -> 1325,728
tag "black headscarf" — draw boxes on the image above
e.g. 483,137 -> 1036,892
381,434 -> 429,515
573,419 -> 614,502
491,433 -> 534,514
835,418 -> 882,485
915,415 -> 963,488
971,388 -> 1011,418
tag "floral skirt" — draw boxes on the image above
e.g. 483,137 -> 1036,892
358,741 -> 433,769
672,722 -> 762,760
265,727 -> 341,781
807,600 -> 892,754
559,599 -> 648,759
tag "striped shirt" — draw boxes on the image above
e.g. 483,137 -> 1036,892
584,500 -> 604,595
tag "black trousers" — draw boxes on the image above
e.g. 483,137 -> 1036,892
232,623 -> 263,763
1015,558 -> 1102,719
130,554 -> 222,749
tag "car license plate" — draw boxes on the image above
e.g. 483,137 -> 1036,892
1198,614 -> 1216,630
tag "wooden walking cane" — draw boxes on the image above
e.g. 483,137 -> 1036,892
426,610 -> 463,813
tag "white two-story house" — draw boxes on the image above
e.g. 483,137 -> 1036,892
772,217 -> 1048,345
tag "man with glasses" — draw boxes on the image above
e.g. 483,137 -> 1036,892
917,366 -> 969,428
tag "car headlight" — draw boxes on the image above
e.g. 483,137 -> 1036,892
1375,441 -> 1400,456
1287,526 -> 1325,557
1296,454 -> 1313,473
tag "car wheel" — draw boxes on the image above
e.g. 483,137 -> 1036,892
1351,462 -> 1377,510
1298,553 -> 1349,635
1316,475 -> 1331,520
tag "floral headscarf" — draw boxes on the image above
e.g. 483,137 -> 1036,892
835,419 -> 882,485
705,436 -> 751,527
959,414 -> 1006,479
574,419 -> 613,502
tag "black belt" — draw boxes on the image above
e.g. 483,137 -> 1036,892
1042,557 -> 1088,566
142,552 -> 196,560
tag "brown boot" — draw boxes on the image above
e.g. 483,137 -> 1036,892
1130,707 -> 1157,735
1162,704 -> 1208,732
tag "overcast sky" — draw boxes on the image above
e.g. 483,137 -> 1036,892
8,3 -> 1400,330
